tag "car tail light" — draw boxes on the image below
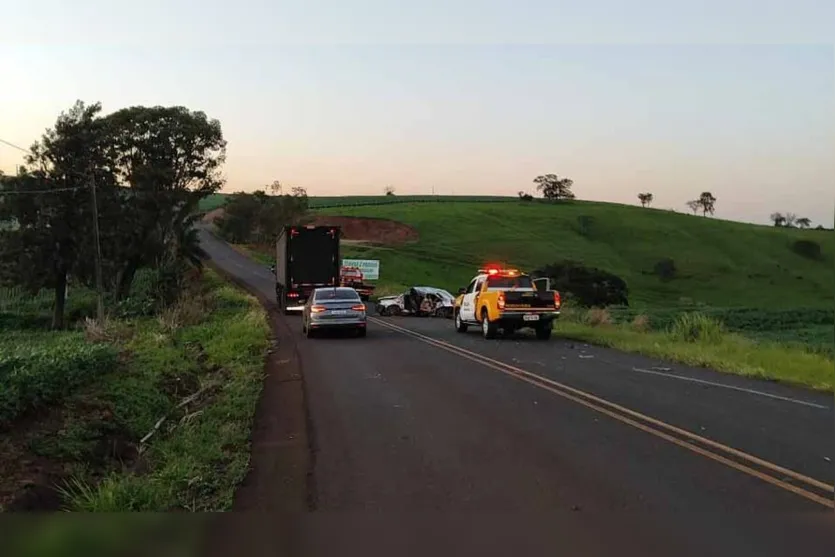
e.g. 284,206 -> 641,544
554,291 -> 561,308
311,305 -> 326,313
288,292 -> 299,298
351,304 -> 366,312
497,292 -> 505,310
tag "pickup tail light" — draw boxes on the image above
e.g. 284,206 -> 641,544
497,292 -> 506,310
311,305 -> 326,313
554,291 -> 561,309
351,304 -> 366,312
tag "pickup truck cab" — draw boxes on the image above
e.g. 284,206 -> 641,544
454,266 -> 561,339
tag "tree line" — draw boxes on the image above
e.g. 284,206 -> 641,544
213,181 -> 311,244
0,101 -> 226,328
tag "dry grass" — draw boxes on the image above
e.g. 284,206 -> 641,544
157,292 -> 211,333
583,308 -> 613,327
631,314 -> 651,332
81,317 -> 134,343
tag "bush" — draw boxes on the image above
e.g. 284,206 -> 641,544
533,260 -> 629,307
791,240 -> 823,260
576,215 -> 595,237
668,312 -> 726,344
654,258 -> 677,281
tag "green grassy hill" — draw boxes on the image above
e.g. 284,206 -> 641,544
316,200 -> 833,310
199,193 -> 517,212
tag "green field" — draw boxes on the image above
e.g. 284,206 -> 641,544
199,193 -> 518,212
317,200 -> 833,310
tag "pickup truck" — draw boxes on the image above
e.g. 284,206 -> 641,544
453,266 -> 561,339
339,265 -> 375,301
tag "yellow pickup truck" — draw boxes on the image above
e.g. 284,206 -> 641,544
453,266 -> 561,340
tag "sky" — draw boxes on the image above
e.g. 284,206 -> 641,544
1,1 -> 833,226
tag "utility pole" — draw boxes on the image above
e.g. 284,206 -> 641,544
89,173 -> 105,322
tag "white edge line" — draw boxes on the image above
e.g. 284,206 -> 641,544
630,367 -> 829,410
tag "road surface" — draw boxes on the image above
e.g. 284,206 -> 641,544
199,228 -> 834,556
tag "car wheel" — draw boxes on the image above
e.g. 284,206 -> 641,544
306,325 -> 316,338
455,310 -> 468,333
357,327 -> 367,338
481,309 -> 497,339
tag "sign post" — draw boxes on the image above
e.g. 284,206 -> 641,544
342,259 -> 380,280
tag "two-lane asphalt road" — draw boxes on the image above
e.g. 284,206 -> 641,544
199,228 -> 834,555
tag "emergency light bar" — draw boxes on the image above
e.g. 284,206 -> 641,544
478,266 -> 520,276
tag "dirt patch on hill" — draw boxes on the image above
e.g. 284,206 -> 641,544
306,216 -> 418,245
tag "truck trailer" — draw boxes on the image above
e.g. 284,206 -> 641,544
275,225 -> 341,314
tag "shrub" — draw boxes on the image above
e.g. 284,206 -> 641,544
791,240 -> 823,260
533,260 -> 629,307
668,312 -> 726,344
654,258 -> 677,281
576,215 -> 595,237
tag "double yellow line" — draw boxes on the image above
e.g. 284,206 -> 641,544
370,316 -> 835,509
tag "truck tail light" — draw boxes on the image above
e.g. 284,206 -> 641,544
554,291 -> 561,309
288,292 -> 299,298
497,292 -> 505,310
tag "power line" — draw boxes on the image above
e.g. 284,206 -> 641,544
0,186 -> 87,195
0,138 -> 31,154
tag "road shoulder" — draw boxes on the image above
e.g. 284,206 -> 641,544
205,259 -> 312,512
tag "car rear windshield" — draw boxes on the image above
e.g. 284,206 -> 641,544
315,289 -> 360,301
486,275 -> 533,289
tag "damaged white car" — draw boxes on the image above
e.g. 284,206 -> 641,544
375,286 -> 455,318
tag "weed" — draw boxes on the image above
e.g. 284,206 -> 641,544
668,312 -> 726,343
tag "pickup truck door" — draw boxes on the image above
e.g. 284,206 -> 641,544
533,277 -> 550,292
460,278 -> 481,321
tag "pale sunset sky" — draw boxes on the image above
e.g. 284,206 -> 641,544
1,1 -> 833,226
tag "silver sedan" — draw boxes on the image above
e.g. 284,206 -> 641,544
302,287 -> 368,338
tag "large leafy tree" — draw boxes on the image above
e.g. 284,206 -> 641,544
0,101 -> 113,328
101,105 -> 226,298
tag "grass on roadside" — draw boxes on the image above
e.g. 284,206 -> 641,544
554,308 -> 834,392
1,270 -> 272,513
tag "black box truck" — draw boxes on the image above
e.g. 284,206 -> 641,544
275,225 -> 341,314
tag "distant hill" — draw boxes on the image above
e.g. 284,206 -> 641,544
313,200 -> 833,309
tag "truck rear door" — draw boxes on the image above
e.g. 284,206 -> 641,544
289,227 -> 340,287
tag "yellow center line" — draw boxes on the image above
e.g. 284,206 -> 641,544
370,317 -> 835,509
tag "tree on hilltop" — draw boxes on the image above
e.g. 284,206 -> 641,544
691,191 -> 716,216
795,217 -> 811,229
534,174 -> 575,201
638,192 -> 654,208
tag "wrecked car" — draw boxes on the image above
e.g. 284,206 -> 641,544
375,286 -> 455,318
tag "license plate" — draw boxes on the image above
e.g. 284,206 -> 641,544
331,310 -> 349,315
523,314 -> 540,321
